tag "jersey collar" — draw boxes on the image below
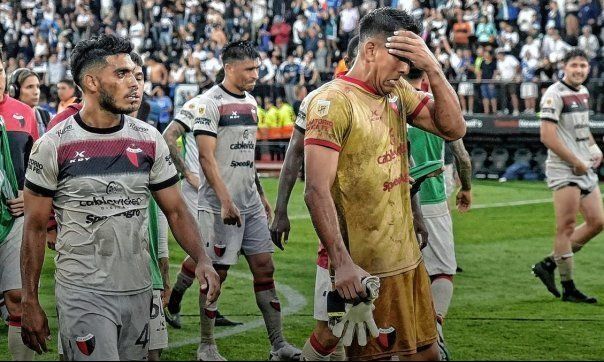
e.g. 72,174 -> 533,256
560,79 -> 580,92
338,75 -> 379,96
219,84 -> 246,99
74,112 -> 125,134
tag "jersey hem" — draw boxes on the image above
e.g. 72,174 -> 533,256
173,118 -> 191,132
367,257 -> 423,278
194,130 -> 217,138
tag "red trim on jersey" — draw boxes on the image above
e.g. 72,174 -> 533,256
47,103 -> 82,130
338,75 -> 378,95
7,315 -> 21,327
57,138 -> 156,166
304,138 -> 341,152
253,280 -> 275,292
408,95 -> 430,121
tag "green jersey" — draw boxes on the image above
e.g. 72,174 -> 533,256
148,199 -> 163,290
408,125 -> 446,204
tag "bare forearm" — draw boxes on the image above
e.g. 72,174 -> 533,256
164,126 -> 190,176
165,206 -> 207,264
20,224 -> 46,304
451,140 -> 472,191
159,257 -> 170,289
304,186 -> 351,268
200,156 -> 231,204
426,68 -> 466,140
411,193 -> 422,219
275,141 -> 304,214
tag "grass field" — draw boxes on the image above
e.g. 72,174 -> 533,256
2,179 -> 604,360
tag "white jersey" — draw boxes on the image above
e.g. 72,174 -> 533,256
295,87 -> 324,132
173,97 -> 202,178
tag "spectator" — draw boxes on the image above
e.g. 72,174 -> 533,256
520,50 -> 539,113
298,51 -> 320,90
324,7 -> 339,55
498,21 -> 519,52
542,27 -> 571,63
129,18 -> 145,53
202,52 -> 222,82
578,0 -> 598,28
56,79 -> 77,114
477,50 -> 498,114
11,69 -> 50,135
292,14 -> 307,46
476,16 -> 497,45
451,9 -> 473,48
258,16 -> 273,52
545,1 -> 562,30
280,53 -> 300,104
148,86 -> 173,132
270,15 -> 291,58
517,1 -> 539,35
339,1 -> 359,51
578,25 -> 599,63
495,49 -> 521,115
146,56 -> 169,89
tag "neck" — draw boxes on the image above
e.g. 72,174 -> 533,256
409,80 -> 422,90
346,62 -> 380,94
0,93 -> 5,103
562,76 -> 580,89
221,78 -> 244,96
79,95 -> 122,128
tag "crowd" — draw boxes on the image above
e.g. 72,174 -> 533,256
0,0 -> 603,117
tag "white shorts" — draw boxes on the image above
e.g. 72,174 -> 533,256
0,217 -> 23,293
150,290 -> 168,350
546,166 -> 598,193
458,82 -> 474,96
520,82 -> 538,99
313,265 -> 332,322
198,209 -> 274,265
420,202 -> 457,276
182,180 -> 198,216
443,164 -> 456,199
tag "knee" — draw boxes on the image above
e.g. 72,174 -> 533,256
251,256 -> 275,279
556,219 -> 576,236
417,342 -> 440,361
4,290 -> 22,315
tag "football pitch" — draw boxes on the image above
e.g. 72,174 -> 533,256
2,179 -> 604,360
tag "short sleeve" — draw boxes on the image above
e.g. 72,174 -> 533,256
540,88 -> 562,123
295,92 -> 314,132
395,79 -> 430,122
192,97 -> 220,138
149,133 -> 179,191
25,136 -> 58,197
304,90 -> 352,152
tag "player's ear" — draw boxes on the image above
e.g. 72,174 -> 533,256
82,73 -> 99,93
363,40 -> 377,63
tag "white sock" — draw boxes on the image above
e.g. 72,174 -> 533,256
431,277 -> 454,318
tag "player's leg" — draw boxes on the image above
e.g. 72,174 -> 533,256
197,265 -> 229,361
149,290 -> 168,361
117,290 -> 153,361
165,255 -> 196,329
0,218 -> 33,360
571,186 -> 604,251
242,211 -> 301,360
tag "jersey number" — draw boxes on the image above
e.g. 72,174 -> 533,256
135,323 -> 150,349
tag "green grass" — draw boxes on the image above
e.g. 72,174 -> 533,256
3,180 -> 604,360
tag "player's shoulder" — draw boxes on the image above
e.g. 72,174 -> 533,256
124,115 -> 161,140
309,80 -> 350,105
300,86 -> 326,113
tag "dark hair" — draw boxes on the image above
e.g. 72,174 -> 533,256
406,66 -> 424,80
215,67 -> 225,83
130,52 -> 143,67
70,34 -> 133,89
221,41 -> 259,64
358,8 -> 422,44
58,78 -> 76,88
346,35 -> 360,68
563,48 -> 588,64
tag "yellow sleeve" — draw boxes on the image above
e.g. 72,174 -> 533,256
395,79 -> 431,122
304,89 -> 352,152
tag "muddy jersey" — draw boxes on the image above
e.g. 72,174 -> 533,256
192,84 -> 262,214
25,113 -> 178,295
305,76 -> 430,277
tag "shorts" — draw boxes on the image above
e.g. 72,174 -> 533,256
520,82 -> 538,99
313,265 -> 331,321
546,166 -> 598,195
0,217 -> 24,293
182,180 -> 198,216
502,82 -> 518,96
56,283 -> 152,361
346,261 -> 437,360
458,82 -> 474,96
150,290 -> 168,350
198,209 -> 274,265
420,202 -> 456,276
443,164 -> 456,199
480,84 -> 497,99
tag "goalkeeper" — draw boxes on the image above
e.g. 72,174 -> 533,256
303,8 -> 465,361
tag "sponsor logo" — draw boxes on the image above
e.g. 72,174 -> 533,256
79,196 -> 143,207
12,113 -> 24,127
27,159 -> 43,174
377,143 -> 407,164
180,110 -> 195,120
128,123 -> 149,132
126,146 -> 143,167
230,141 -> 255,150
270,299 -> 281,312
214,244 -> 226,257
56,125 -> 73,136
243,129 -> 250,139
187,103 -> 195,110
544,97 -> 553,106
76,334 -> 96,356
70,151 -> 90,163
194,117 -> 212,126
465,119 -> 483,128
571,101 -> 579,109
377,327 -> 396,350
229,111 -> 240,119
316,100 -> 330,117
106,181 -> 124,194
85,209 -> 142,224
383,173 -> 410,192
306,118 -> 333,132
165,155 -> 173,166
230,160 -> 254,168
519,120 -> 541,128
213,94 -> 223,101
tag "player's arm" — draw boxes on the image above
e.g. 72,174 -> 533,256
157,213 -> 171,305
449,139 -> 472,212
588,133 -> 602,168
270,127 -> 305,250
152,185 -> 219,303
410,192 -> 428,249
255,169 -> 272,223
386,31 -> 465,141
163,120 -> 199,188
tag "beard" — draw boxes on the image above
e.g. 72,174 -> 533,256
99,87 -> 138,115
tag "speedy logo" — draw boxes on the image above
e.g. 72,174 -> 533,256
230,160 -> 254,168
76,333 -> 95,356
377,327 -> 396,350
86,209 -> 142,224
383,173 -> 410,192
126,146 -> 143,167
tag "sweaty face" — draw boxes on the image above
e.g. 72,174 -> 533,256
369,38 -> 410,96
563,57 -> 589,86
95,54 -> 140,115
227,58 -> 260,92
19,74 -> 40,107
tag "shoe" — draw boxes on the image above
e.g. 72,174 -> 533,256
197,343 -> 227,361
215,310 -> 243,326
512,110 -> 520,116
532,260 -> 561,298
164,307 -> 182,329
269,342 -> 302,361
436,320 -> 451,361
562,286 -> 597,304
456,266 -> 463,273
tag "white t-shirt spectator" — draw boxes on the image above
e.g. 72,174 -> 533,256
203,56 -> 222,81
578,34 -> 599,60
499,29 -> 519,52
292,18 -> 306,45
520,42 -> 540,61
517,7 -> 537,33
340,7 -> 360,33
496,54 -> 520,81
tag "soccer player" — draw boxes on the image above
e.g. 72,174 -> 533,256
19,34 -> 220,360
271,35 -> 359,362
532,48 -> 602,303
0,52 -> 39,361
190,40 -> 300,361
163,68 -> 241,329
406,67 -> 473,360
304,8 -> 465,361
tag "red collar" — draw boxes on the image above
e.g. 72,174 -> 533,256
338,75 -> 378,96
